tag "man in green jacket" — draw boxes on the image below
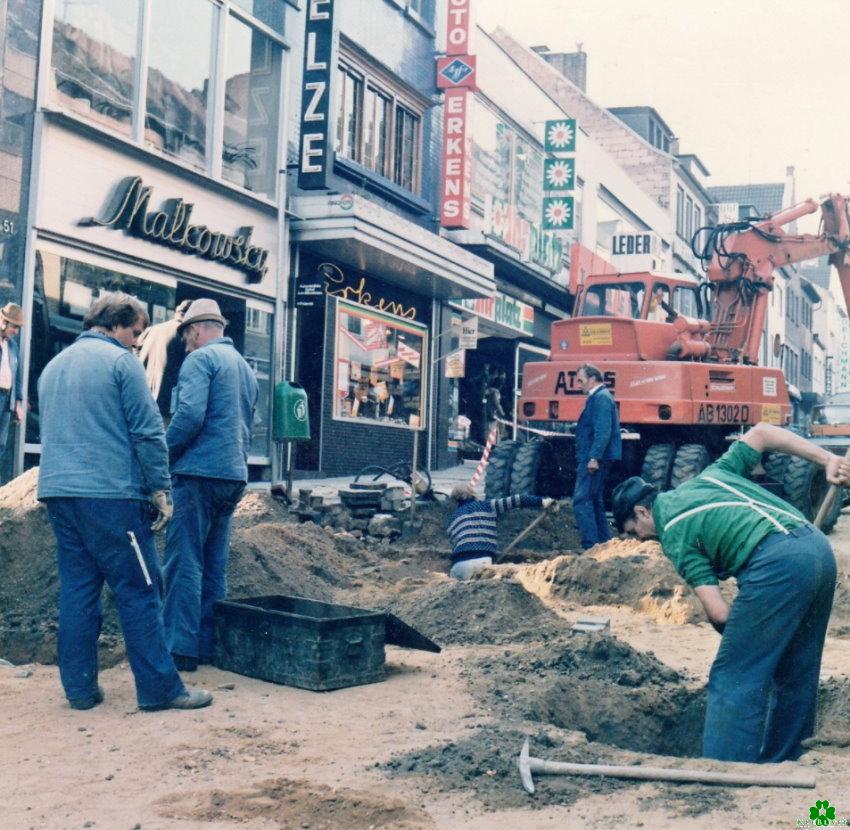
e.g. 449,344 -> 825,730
612,423 -> 849,763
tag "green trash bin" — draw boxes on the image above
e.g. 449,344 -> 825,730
273,381 -> 311,442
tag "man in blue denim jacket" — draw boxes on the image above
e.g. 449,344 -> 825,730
38,292 -> 212,712
162,298 -> 259,671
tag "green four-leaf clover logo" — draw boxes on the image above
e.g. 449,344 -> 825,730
809,799 -> 836,826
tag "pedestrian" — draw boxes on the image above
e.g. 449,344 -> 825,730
0,302 -> 25,473
137,299 -> 192,421
573,363 -> 621,549
483,370 -> 506,442
37,292 -> 212,712
612,422 -> 849,763
447,484 -> 558,579
162,298 -> 259,671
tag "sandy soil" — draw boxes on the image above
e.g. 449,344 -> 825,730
2,477 -> 850,829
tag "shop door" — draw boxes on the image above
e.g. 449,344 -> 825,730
513,343 -> 550,439
293,300 -> 324,471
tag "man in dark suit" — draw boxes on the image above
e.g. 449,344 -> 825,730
573,363 -> 622,549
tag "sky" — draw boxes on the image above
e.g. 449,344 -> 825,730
477,0 -> 850,222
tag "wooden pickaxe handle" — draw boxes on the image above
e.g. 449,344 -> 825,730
813,445 -> 850,529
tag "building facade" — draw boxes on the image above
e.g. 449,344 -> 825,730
12,0 -> 298,481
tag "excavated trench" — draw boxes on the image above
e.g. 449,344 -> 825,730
472,633 -> 707,757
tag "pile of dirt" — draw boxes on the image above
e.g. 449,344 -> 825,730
501,541 -> 707,624
156,776 -> 434,829
382,724 -> 631,810
808,676 -> 850,748
468,634 -> 706,757
385,578 -> 570,645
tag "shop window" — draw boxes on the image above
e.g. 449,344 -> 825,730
244,307 -> 273,455
333,300 -> 427,428
51,0 -> 140,136
334,52 -> 423,194
28,250 -> 176,444
145,0 -> 214,170
221,13 -> 283,198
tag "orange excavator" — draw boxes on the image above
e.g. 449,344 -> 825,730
493,195 -> 850,532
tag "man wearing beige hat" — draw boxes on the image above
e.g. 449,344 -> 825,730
162,298 -> 258,671
0,302 -> 25,471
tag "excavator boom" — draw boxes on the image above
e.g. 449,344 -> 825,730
695,194 -> 850,363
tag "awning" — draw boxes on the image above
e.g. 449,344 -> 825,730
290,194 -> 494,301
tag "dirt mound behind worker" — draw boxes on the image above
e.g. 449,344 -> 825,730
502,541 -> 706,624
386,578 -> 568,645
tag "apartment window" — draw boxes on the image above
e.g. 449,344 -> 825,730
50,1 -> 287,200
694,205 -> 702,235
676,186 -> 684,236
52,0 -> 140,136
334,53 -> 423,194
685,196 -> 694,241
221,14 -> 283,197
145,0 -> 214,170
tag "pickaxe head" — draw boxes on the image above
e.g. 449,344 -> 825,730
518,737 -> 535,794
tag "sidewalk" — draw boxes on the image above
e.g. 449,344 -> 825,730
283,460 -> 480,504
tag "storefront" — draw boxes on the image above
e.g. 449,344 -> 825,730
289,193 -> 494,475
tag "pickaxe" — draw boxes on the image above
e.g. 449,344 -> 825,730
517,738 -> 815,794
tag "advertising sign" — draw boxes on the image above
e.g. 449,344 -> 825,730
440,88 -> 472,228
297,0 -> 336,189
445,348 -> 466,378
460,316 -> 478,349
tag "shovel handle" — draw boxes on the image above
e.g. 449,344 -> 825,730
813,445 -> 850,530
501,500 -> 559,558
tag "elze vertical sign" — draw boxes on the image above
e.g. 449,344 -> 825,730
439,0 -> 476,229
298,0 -> 336,190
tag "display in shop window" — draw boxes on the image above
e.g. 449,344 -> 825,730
333,300 -> 426,429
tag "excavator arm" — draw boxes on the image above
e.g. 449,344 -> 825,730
693,194 -> 850,363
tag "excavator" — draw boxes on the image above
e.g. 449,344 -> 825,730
495,194 -> 850,532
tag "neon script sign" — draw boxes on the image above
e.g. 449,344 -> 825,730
81,177 -> 269,283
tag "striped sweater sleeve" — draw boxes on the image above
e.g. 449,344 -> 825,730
491,494 -> 544,515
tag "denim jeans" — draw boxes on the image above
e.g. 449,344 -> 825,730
162,475 -> 244,660
0,388 -> 12,455
44,497 -> 185,709
702,524 -> 836,762
572,462 -> 612,549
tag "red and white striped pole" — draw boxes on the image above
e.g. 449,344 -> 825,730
468,426 -> 498,490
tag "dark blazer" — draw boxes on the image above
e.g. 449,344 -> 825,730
576,385 -> 622,463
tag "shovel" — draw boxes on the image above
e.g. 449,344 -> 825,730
496,499 -> 563,563
813,445 -> 850,529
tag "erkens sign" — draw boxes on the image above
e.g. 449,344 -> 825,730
298,0 -> 335,190
439,0 -> 475,229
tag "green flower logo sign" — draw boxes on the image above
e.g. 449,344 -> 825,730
810,799 -> 836,826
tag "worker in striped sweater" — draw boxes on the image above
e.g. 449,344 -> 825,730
447,485 -> 558,579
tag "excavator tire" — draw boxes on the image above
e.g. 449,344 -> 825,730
640,444 -> 676,491
760,452 -> 791,497
781,455 -> 842,535
669,443 -> 711,490
484,439 -> 520,500
509,439 -> 545,496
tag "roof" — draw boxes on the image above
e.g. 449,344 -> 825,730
607,105 -> 675,137
706,184 -> 785,217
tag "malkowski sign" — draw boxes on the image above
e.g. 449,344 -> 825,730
298,0 -> 336,190
439,0 -> 475,229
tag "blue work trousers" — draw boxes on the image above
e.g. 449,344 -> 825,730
702,524 -> 836,762
45,497 -> 185,709
572,461 -> 611,549
162,475 -> 244,660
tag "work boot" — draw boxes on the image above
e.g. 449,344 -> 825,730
172,653 -> 198,672
68,685 -> 105,711
139,689 -> 213,712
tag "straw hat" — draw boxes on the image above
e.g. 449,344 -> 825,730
177,298 -> 227,332
0,303 -> 24,327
